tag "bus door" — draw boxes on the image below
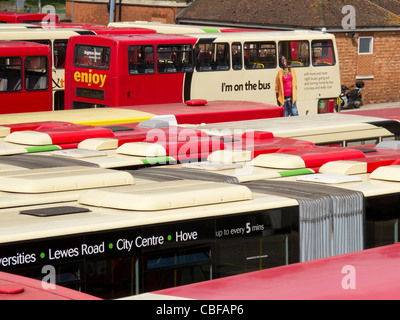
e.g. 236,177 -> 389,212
53,40 -> 68,110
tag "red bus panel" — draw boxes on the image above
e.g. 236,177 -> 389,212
0,11 -> 59,23
65,34 -> 198,109
0,41 -> 52,114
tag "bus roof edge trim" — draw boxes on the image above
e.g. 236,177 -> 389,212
78,180 -> 254,211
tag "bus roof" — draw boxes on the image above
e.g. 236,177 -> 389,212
0,11 -> 59,23
68,29 -> 335,45
0,40 -> 51,55
138,243 -> 400,300
191,113 -> 396,143
0,28 -> 96,40
39,23 -> 157,34
0,155 -> 399,243
0,23 -> 41,29
108,21 -> 267,33
68,33 -> 199,45
0,271 -> 101,300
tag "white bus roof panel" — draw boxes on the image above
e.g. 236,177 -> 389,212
0,166 -> 135,193
79,180 -> 254,211
370,165 -> 400,182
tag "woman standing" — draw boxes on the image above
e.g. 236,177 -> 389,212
275,57 -> 299,116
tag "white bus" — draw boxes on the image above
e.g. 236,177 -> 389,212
66,30 -> 341,115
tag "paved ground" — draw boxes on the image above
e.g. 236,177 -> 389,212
341,101 -> 400,111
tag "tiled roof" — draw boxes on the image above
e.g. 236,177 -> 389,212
177,0 -> 400,29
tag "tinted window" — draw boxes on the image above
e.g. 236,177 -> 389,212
74,45 -> 110,69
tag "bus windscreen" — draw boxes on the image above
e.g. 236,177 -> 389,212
73,45 -> 110,69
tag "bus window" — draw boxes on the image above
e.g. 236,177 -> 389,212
0,57 -> 22,91
128,45 -> 155,75
312,40 -> 336,66
244,42 -> 276,69
232,42 -> 242,70
25,56 -> 49,90
214,43 -> 230,71
278,40 -> 310,67
157,44 -> 193,73
54,40 -> 68,69
195,43 -> 230,72
73,45 -> 110,69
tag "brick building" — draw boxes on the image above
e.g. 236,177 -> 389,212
65,0 -> 189,25
65,0 -> 400,104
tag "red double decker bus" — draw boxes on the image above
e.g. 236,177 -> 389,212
65,30 -> 341,115
0,41 -> 52,113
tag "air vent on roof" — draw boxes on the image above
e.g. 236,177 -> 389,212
351,148 -> 377,154
370,165 -> 400,182
105,126 -> 135,132
0,166 -> 134,193
20,206 -> 91,217
0,154 -> 100,169
128,167 -> 239,183
319,160 -> 367,175
76,30 -> 97,35
78,138 -> 119,151
376,140 -> 400,150
79,180 -> 252,210
137,119 -> 170,128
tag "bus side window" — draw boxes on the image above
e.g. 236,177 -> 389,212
278,40 -> 310,67
54,40 -> 67,69
128,45 -> 154,75
156,44 -> 193,74
195,43 -> 229,72
214,43 -> 230,71
244,42 -> 276,69
0,57 -> 22,91
195,44 -> 212,72
312,40 -> 336,66
232,43 -> 242,70
25,56 -> 49,91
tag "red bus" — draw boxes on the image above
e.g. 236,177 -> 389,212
0,271 -> 101,300
140,243 -> 400,300
0,11 -> 59,24
0,41 -> 52,114
65,31 -> 341,115
65,33 -> 197,109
